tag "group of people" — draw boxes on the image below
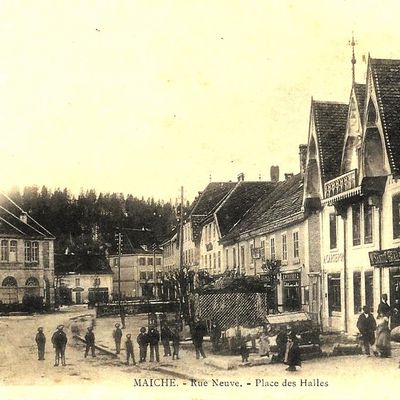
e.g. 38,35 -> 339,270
112,322 -> 182,365
356,294 -> 397,358
35,325 -> 68,366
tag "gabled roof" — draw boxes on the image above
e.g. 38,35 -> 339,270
191,182 -> 236,216
370,57 -> 400,175
221,175 -> 304,242
0,192 -> 55,239
354,83 -> 366,125
312,101 -> 348,182
55,253 -> 113,275
190,182 -> 236,242
216,181 -> 279,237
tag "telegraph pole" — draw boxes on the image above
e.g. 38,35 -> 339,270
179,186 -> 184,270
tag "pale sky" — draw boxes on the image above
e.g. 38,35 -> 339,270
0,0 -> 399,203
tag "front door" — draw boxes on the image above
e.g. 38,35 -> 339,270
75,291 -> 82,304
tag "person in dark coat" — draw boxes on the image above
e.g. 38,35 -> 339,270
35,327 -> 46,361
160,323 -> 172,357
275,326 -> 288,362
84,326 -> 96,358
113,323 -> 123,354
210,321 -> 221,353
192,321 -> 207,359
377,294 -> 391,318
148,326 -> 160,362
391,300 -> 400,330
51,325 -> 67,366
172,326 -> 180,360
240,336 -> 250,363
137,327 -> 149,362
285,334 -> 301,371
125,334 -> 136,366
357,306 -> 377,356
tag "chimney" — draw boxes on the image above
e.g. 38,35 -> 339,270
237,172 -> 245,182
284,173 -> 294,181
299,144 -> 308,178
270,166 -> 279,183
20,212 -> 28,224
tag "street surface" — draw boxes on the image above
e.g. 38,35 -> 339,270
1,306 -> 400,400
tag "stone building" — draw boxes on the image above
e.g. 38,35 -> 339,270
0,193 -> 55,307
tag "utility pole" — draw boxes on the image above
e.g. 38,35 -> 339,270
153,243 -> 157,298
115,229 -> 125,328
179,186 -> 184,271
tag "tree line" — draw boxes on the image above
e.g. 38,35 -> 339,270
7,186 -> 187,254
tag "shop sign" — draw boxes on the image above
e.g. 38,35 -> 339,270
282,272 -> 300,281
369,247 -> 400,267
323,253 -> 344,263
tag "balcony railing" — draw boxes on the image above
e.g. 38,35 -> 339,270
324,169 -> 358,199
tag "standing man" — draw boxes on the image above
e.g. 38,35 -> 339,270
377,294 -> 392,318
357,306 -> 377,356
148,326 -> 160,362
84,326 -> 96,358
160,323 -> 172,357
125,334 -> 136,366
210,320 -> 221,353
113,323 -> 123,354
52,325 -> 67,366
35,327 -> 46,361
137,327 -> 149,363
192,320 -> 206,360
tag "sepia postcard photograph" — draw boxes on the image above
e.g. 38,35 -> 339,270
1,1 -> 400,399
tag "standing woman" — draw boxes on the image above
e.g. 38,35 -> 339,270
375,312 -> 391,358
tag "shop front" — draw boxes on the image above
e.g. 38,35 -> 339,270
282,272 -> 301,311
369,247 -> 400,306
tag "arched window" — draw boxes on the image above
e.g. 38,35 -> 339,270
364,127 -> 387,177
2,276 -> 17,287
25,277 -> 39,286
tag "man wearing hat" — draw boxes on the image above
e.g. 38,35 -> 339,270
357,305 -> 377,356
84,326 -> 96,358
35,327 -> 46,361
113,323 -> 123,354
137,327 -> 149,362
51,325 -> 68,366
125,334 -> 136,366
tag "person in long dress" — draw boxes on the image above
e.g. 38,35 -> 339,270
375,312 -> 391,358
258,325 -> 270,357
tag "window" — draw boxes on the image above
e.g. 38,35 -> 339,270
364,201 -> 373,244
352,204 -> 361,246
270,238 -> 275,260
218,251 -> 221,271
75,278 -> 80,286
365,271 -> 374,312
328,274 -> 341,314
205,254 -> 207,268
240,246 -> 245,269
250,243 -> 254,263
233,248 -> 237,268
329,213 -> 337,249
209,254 -> 211,269
148,257 -> 153,266
213,253 -> 216,270
226,249 -> 229,268
156,258 -> 161,266
10,240 -> 17,262
213,224 -> 216,239
282,234 -> 287,261
293,232 -> 299,258
393,194 -> 400,239
147,272 -> 153,280
353,272 -> 361,314
139,272 -> 146,280
24,241 -> 31,262
260,240 -> 265,260
1,240 -> 8,261
32,242 -> 39,262
94,277 -> 101,286
139,257 -> 146,266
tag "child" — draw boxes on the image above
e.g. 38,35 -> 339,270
125,334 -> 136,366
240,336 -> 250,363
137,327 -> 149,363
